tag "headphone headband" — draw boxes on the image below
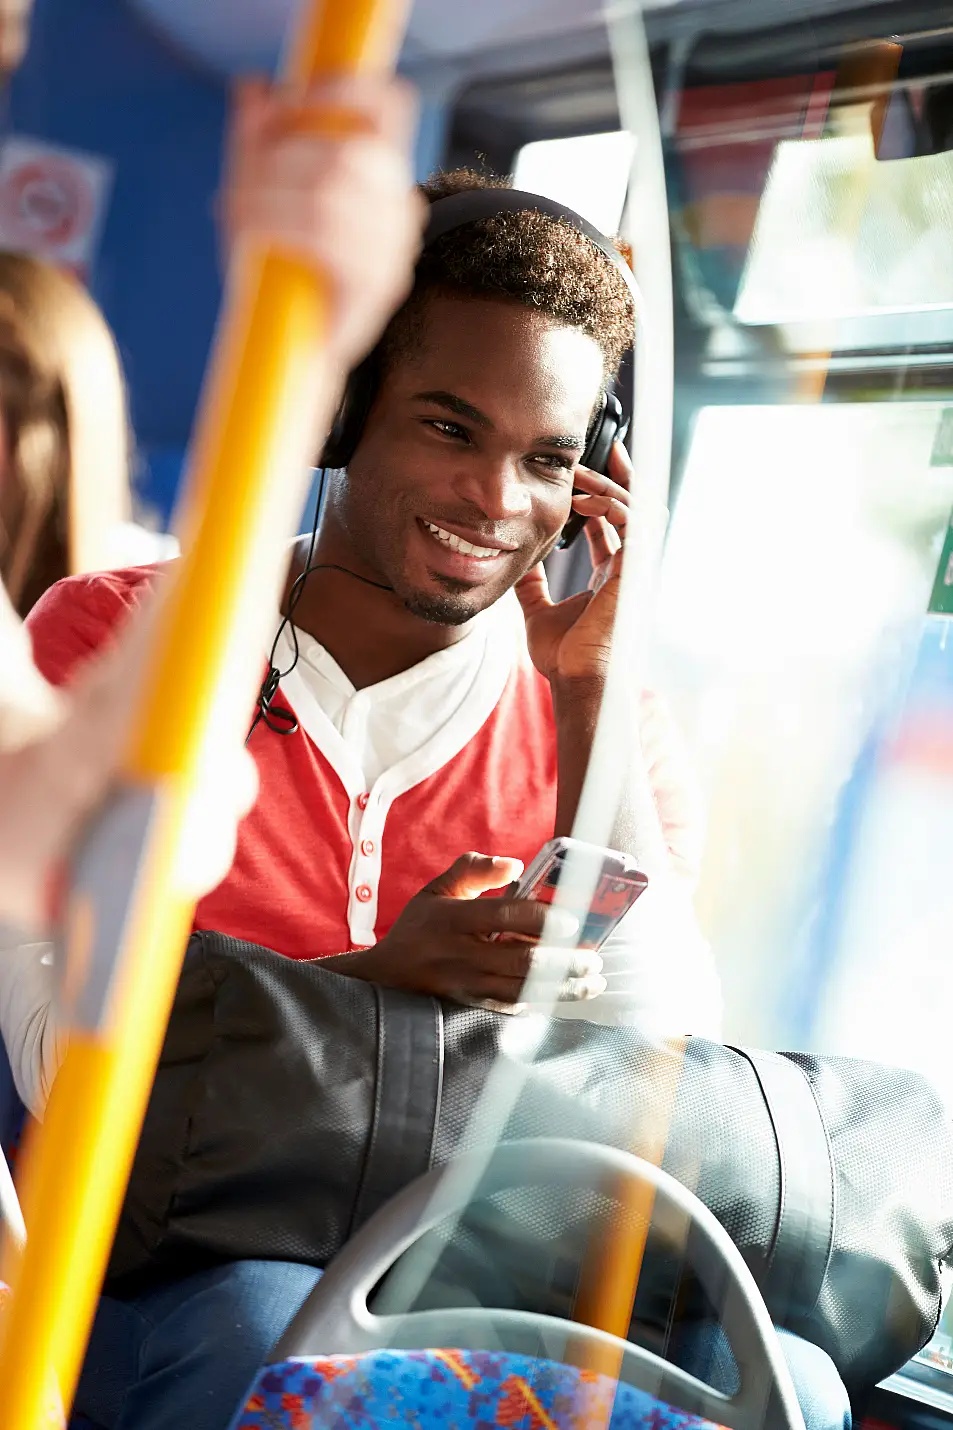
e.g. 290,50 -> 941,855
422,189 -> 640,309
320,187 -> 636,477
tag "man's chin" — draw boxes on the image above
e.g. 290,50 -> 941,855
401,590 -> 482,626
399,574 -> 504,627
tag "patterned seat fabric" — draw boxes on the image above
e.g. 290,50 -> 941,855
231,1348 -> 727,1430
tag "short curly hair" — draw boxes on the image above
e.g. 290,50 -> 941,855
381,168 -> 634,381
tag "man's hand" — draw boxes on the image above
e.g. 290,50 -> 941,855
220,73 -> 425,369
327,852 -> 606,1006
517,441 -> 665,688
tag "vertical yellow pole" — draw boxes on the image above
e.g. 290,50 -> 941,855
0,4 -> 409,1426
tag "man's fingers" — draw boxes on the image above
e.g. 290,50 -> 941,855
461,896 -> 578,942
530,945 -> 604,981
468,976 -> 529,1006
573,465 -> 631,511
574,464 -> 628,573
426,852 -> 523,901
572,491 -> 628,531
260,75 -> 419,146
583,513 -> 617,575
514,562 -> 553,618
471,952 -> 607,1005
606,437 -> 633,491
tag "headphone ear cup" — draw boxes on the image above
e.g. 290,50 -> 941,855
557,389 -> 626,551
320,401 -> 350,470
580,389 -> 624,475
319,354 -> 380,469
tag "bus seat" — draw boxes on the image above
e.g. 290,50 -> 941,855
230,1139 -> 806,1430
231,1347 -> 727,1430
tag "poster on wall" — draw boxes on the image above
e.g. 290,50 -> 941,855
0,135 -> 113,282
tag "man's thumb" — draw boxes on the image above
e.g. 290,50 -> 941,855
427,852 -> 523,901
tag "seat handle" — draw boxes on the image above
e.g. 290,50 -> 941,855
277,1138 -> 805,1430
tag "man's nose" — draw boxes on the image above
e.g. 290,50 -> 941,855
456,457 -> 533,522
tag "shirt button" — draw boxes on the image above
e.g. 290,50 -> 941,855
361,839 -> 375,857
357,792 -> 370,810
356,884 -> 373,903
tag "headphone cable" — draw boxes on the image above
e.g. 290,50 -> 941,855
248,470 -> 393,741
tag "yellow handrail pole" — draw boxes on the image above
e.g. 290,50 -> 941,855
0,3 -> 409,1425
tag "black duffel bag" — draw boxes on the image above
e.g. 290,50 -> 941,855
108,931 -> 953,1398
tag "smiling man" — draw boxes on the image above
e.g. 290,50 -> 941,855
27,169 -> 719,1030
19,166 -> 855,1430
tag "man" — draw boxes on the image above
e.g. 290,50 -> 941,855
28,169 -> 719,1037
14,144 -> 852,1430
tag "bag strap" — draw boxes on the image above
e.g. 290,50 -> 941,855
728,1047 -> 835,1318
349,985 -> 443,1236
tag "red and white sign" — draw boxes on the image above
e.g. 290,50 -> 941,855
0,136 -> 113,280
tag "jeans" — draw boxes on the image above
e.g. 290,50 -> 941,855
74,1261 -> 323,1430
75,1259 -> 851,1430
672,1320 -> 851,1430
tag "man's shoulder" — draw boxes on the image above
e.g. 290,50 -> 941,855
27,561 -> 169,687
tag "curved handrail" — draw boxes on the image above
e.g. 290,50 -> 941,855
277,1138 -> 805,1430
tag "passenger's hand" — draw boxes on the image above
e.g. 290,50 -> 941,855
517,441 -> 644,688
220,73 -> 425,367
0,585 -> 257,936
328,852 -> 606,1006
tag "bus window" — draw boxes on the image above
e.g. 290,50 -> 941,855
512,130 -> 635,234
651,400 -> 953,1053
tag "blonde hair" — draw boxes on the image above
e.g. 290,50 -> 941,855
0,252 -> 131,616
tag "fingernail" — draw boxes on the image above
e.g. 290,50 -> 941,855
546,910 -> 579,939
493,856 -> 523,876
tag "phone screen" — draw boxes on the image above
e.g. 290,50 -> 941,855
521,842 -> 648,951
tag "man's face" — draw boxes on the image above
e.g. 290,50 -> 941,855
331,293 -> 606,625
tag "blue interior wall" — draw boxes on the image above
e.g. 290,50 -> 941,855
10,0 -> 226,523
9,0 -> 448,529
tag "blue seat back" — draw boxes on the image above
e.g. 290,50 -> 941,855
230,1349 -> 728,1430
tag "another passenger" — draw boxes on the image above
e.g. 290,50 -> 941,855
0,251 -> 131,619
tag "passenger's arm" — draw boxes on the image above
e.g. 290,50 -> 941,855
519,442 -> 721,1034
545,686 -> 721,1036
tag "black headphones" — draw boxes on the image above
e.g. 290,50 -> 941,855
320,189 -> 638,551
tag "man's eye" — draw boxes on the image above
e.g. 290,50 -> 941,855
427,419 -> 469,441
532,454 -> 576,474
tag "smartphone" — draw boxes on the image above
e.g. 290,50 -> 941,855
511,837 -> 648,952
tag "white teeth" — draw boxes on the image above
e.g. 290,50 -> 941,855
424,521 -> 499,559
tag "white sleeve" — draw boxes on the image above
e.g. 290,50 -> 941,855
546,689 -> 721,1038
0,934 -> 67,1120
551,876 -> 723,1037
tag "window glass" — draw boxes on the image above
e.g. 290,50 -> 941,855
512,131 -> 635,234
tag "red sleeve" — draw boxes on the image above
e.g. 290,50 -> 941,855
26,563 -> 165,689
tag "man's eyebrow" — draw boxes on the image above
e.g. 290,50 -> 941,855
412,390 -> 493,429
536,433 -> 587,451
413,390 -> 587,451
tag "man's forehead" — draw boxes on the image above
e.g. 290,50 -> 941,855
394,293 -> 604,418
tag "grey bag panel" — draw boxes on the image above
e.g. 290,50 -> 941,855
109,937 -> 384,1278
108,931 -> 953,1397
108,947 -> 220,1279
782,1055 -> 952,1388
